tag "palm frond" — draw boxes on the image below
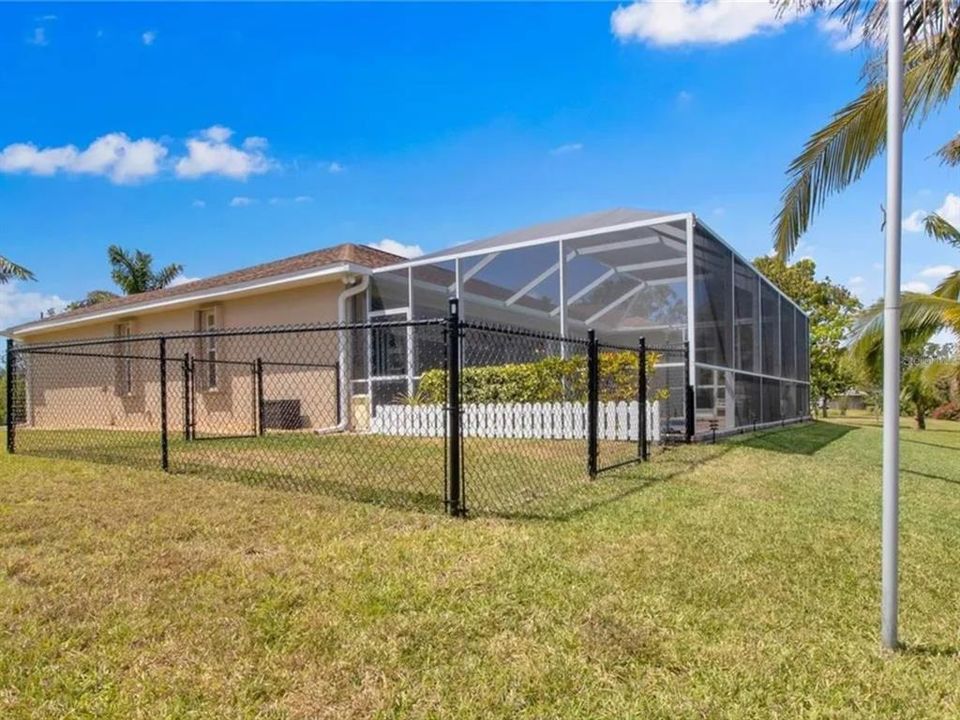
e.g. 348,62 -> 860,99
936,133 -> 960,164
849,292 -> 960,366
150,263 -> 184,290
933,269 -> 960,301
0,255 -> 35,283
922,212 -> 960,249
773,39 -> 959,257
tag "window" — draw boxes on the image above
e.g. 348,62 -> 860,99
115,321 -> 134,396
197,306 -> 220,390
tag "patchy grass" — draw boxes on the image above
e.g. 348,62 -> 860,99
2,419 -> 960,717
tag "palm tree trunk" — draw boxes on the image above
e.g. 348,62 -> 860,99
916,407 -> 926,430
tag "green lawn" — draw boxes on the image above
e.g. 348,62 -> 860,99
2,419 -> 960,717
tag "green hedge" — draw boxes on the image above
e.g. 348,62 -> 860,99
414,350 -> 662,404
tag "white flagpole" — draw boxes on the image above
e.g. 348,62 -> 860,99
882,0 -> 904,651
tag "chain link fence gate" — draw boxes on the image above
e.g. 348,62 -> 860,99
6,303 -> 694,518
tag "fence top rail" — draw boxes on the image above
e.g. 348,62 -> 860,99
11,317 -> 447,353
459,320 -> 591,347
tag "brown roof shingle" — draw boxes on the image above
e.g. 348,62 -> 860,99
9,243 -> 403,333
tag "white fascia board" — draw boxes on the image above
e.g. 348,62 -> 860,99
11,262 -> 362,338
373,212 -> 693,272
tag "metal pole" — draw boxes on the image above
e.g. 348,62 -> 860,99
6,339 -> 15,454
183,353 -> 192,441
446,298 -> 463,516
882,0 -> 904,652
587,329 -> 598,478
256,358 -> 265,436
638,337 -> 648,461
684,340 -> 694,443
159,338 -> 169,471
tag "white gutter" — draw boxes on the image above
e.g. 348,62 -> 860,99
315,274 -> 369,435
11,262 -> 369,338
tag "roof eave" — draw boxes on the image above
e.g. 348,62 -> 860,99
6,261 -> 369,339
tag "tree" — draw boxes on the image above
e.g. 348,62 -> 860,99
0,255 -> 34,284
65,246 -> 184,310
65,289 -> 121,312
773,0 -> 960,256
108,245 -> 183,295
850,214 -> 960,355
753,256 -> 862,415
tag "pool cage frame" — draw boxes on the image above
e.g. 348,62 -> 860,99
363,210 -> 811,438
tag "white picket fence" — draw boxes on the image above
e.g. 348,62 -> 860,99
369,401 -> 661,442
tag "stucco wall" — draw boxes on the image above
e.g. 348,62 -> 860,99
18,280 -> 353,435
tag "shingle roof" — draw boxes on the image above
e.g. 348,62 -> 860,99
8,243 -> 402,333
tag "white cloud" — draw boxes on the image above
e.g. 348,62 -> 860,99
168,275 -> 201,287
919,264 -> 957,280
611,0 -> 797,46
326,161 -> 344,174
142,30 -> 157,46
935,193 -> 960,227
902,209 -> 927,233
0,283 -> 66,328
849,275 -> 865,285
550,142 -> 583,156
268,195 -> 314,206
175,126 -> 273,180
818,16 -> 864,51
369,238 -> 424,259
902,280 -> 931,293
191,199 -> 206,208
676,90 -> 694,104
27,27 -> 48,46
0,133 -> 167,184
229,196 -> 256,207
35,14 -> 57,22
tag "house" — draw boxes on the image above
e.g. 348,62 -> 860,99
6,208 -> 812,438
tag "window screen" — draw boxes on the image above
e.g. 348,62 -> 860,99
734,373 -> 762,427
693,231 -> 732,367
734,259 -> 760,373
781,299 -> 797,379
760,282 -> 780,377
370,269 -> 409,312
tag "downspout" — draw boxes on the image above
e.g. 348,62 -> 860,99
314,273 -> 369,435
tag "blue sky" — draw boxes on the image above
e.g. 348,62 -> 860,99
0,2 -> 957,327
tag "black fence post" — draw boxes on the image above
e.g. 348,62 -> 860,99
255,358 -> 265,436
6,338 -> 15,455
683,340 -> 694,443
638,336 -> 648,462
587,329 -> 598,479
159,338 -> 169,471
182,352 -> 192,441
446,298 -> 463,517
334,361 -> 342,426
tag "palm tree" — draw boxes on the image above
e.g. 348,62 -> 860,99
107,245 -> 183,295
850,214 -> 960,352
0,255 -> 34,284
774,0 -> 960,256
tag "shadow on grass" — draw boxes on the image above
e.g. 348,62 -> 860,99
899,643 -> 960,658
732,421 -> 855,456
903,437 -> 960,452
9,422 -> 839,523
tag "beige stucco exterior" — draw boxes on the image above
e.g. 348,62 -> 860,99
17,279 -> 362,436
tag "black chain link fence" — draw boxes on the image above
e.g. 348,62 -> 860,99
6,304 -> 693,517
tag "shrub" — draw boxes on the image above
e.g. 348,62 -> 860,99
931,401 -> 960,421
412,351 -> 663,404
